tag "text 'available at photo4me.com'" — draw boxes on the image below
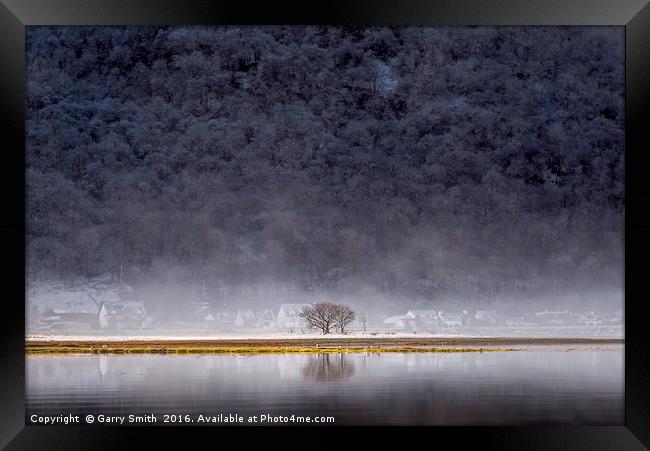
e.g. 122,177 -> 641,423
28,413 -> 336,425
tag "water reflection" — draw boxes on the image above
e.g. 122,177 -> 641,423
301,354 -> 355,382
26,347 -> 624,425
99,354 -> 107,377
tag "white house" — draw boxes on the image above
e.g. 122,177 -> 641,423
28,280 -> 136,330
437,311 -> 463,327
404,309 -> 438,320
383,315 -> 407,330
276,303 -> 311,330
38,294 -> 102,330
234,309 -> 277,329
403,310 -> 439,331
234,309 -> 257,328
98,301 -> 147,330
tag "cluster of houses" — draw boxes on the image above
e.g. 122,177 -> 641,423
516,309 -> 622,327
28,281 -> 149,331
381,308 -> 623,332
383,309 -> 497,331
175,303 -> 313,331
30,295 -> 317,332
27,280 -> 623,332
34,298 -> 149,331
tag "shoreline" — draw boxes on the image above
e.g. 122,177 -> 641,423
25,337 -> 623,355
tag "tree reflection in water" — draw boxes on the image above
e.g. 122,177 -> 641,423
302,354 -> 355,382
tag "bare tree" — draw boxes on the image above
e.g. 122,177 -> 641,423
299,303 -> 339,334
333,304 -> 355,334
359,312 -> 368,331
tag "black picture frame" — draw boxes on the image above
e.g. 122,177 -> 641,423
1,1 -> 648,449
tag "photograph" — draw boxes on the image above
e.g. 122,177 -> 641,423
24,25 -> 625,426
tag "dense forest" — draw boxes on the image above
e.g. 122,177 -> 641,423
26,26 -> 624,310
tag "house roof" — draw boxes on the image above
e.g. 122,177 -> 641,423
47,299 -> 99,315
406,309 -> 438,317
438,311 -> 463,321
383,315 -> 405,324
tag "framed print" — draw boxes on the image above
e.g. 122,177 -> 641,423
1,0 -> 649,449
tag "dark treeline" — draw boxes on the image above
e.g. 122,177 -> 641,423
26,26 -> 624,307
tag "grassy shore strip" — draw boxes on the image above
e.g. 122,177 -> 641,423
25,337 -> 621,354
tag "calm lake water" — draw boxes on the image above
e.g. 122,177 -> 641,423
26,346 -> 623,425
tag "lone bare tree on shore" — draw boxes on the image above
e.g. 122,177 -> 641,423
299,303 -> 357,334
299,303 -> 339,334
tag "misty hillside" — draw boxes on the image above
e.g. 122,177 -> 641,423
26,26 -> 624,309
